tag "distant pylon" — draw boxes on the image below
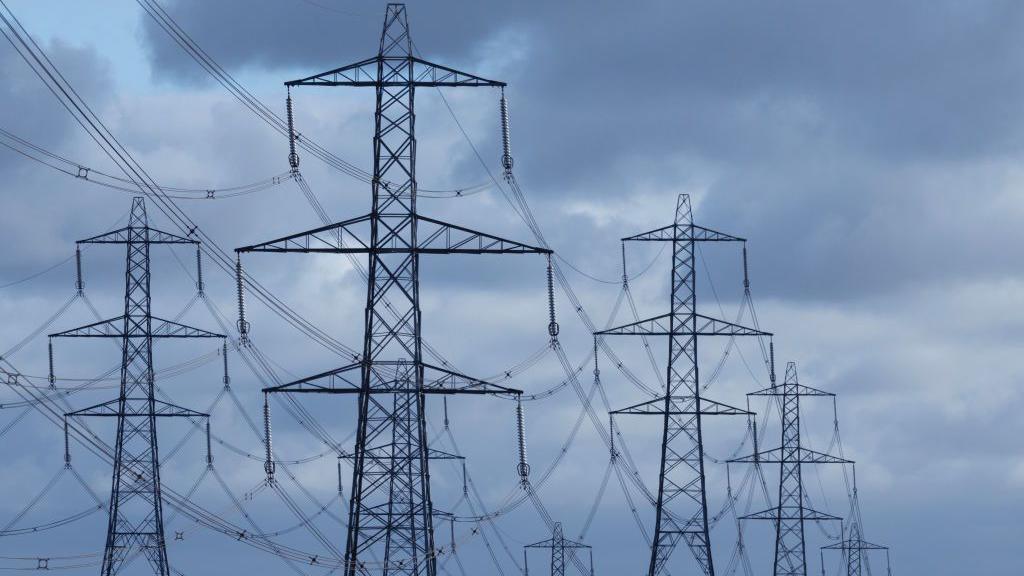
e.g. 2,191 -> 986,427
821,522 -> 891,576
523,522 -> 594,576
51,197 -> 223,575
597,193 -> 770,576
236,5 -> 550,576
730,361 -> 851,576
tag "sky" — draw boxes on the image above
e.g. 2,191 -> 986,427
0,1 -> 1021,574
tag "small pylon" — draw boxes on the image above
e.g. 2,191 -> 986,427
730,361 -> 851,576
52,197 -> 223,576
523,522 -> 593,576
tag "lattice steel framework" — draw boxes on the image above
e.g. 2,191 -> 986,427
730,362 -> 850,576
523,522 -> 593,576
821,522 -> 890,576
597,194 -> 770,576
237,5 -> 549,575
51,197 -> 222,576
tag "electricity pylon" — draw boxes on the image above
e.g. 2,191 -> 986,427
523,522 -> 594,576
821,522 -> 890,576
597,193 -> 770,576
236,4 -> 549,575
729,361 -> 851,576
50,197 -> 223,576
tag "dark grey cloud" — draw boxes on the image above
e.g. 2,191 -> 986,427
138,0 -> 1024,303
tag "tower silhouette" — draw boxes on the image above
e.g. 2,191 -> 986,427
597,193 -> 769,576
730,361 -> 850,576
237,5 -> 549,575
51,197 -> 223,575
523,522 -> 593,576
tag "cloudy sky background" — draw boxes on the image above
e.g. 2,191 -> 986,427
0,1 -> 1021,574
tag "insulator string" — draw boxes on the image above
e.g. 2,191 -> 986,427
235,254 -> 250,345
195,247 -> 204,295
74,246 -> 83,294
47,339 -> 55,388
221,340 -> 230,385
205,420 -> 213,466
500,87 -> 513,177
546,255 -> 559,339
263,393 -> 275,478
287,87 -> 299,171
515,398 -> 530,486
62,418 -> 70,467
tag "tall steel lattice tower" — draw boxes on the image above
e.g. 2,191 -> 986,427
51,197 -> 223,575
597,193 -> 770,576
821,522 -> 891,576
730,361 -> 850,576
522,522 -> 594,576
237,4 -> 549,575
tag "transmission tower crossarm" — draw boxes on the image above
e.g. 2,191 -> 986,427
285,55 -> 506,88
77,225 -> 198,245
623,223 -> 745,243
262,362 -> 363,394
262,361 -> 522,395
741,506 -> 841,522
415,215 -> 550,254
67,398 -> 209,419
728,446 -> 852,464
339,447 -> 465,461
236,214 -> 373,253
822,539 -> 887,551
595,312 -> 770,337
748,383 -> 834,397
237,214 -> 549,255
48,316 -> 223,339
611,395 -> 752,416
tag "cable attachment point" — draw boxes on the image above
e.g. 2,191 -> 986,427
74,246 -> 84,295
263,393 -> 275,478
287,87 -> 300,172
500,88 -> 513,177
235,254 -> 250,345
515,397 -> 530,487
546,255 -> 559,340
